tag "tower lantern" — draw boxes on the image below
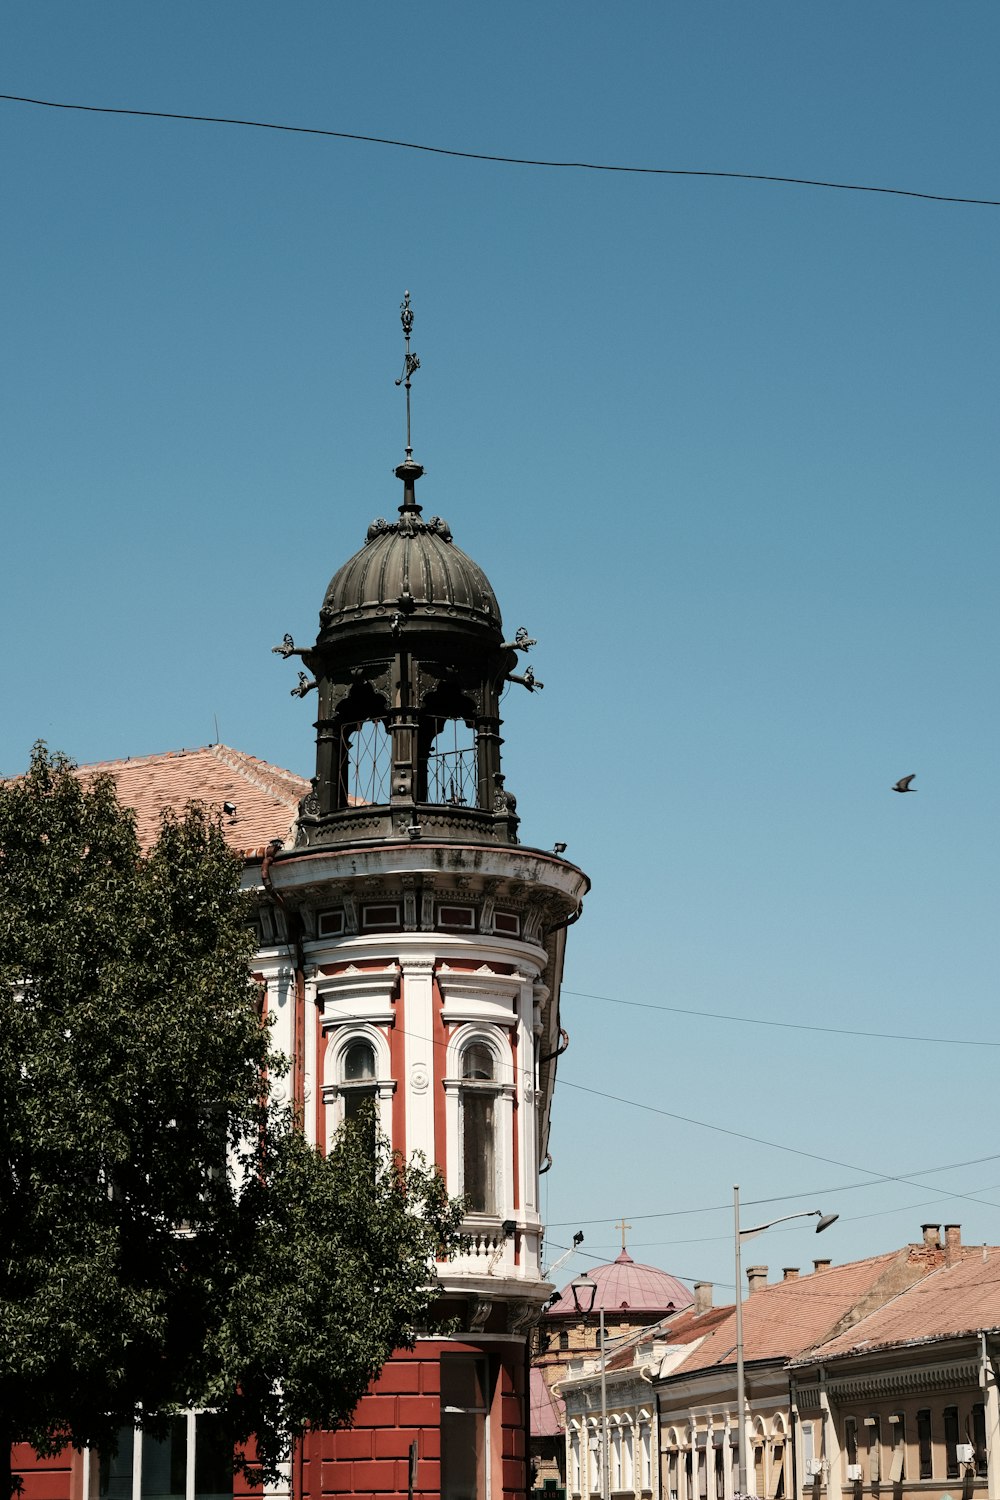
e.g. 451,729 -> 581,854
264,296 -> 589,1500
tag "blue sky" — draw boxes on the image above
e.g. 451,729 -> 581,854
4,3 -> 998,1297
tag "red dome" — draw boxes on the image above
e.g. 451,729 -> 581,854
546,1250 -> 692,1319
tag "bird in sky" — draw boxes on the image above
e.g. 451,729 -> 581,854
892,775 -> 917,793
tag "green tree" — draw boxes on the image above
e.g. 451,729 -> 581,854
0,745 -> 462,1499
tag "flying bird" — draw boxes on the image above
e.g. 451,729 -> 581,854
892,775 -> 917,793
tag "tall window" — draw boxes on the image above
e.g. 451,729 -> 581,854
441,1356 -> 490,1500
461,1041 -> 498,1215
917,1411 -> 932,1480
638,1421 -> 651,1494
973,1405 -> 988,1476
570,1426 -> 582,1496
865,1418 -> 881,1485
944,1407 -> 960,1480
888,1417 -> 905,1484
95,1416 -> 232,1500
341,1039 -> 377,1122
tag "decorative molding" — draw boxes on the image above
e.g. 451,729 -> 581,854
317,963 -> 399,1026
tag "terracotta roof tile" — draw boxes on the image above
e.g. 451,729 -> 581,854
530,1366 -> 565,1438
77,745 -> 308,858
664,1252 -> 904,1377
805,1246 -> 1000,1360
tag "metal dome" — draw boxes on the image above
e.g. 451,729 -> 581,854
318,464 -> 501,638
546,1251 -> 692,1319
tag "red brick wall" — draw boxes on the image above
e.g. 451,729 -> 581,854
13,1442 -> 81,1500
300,1340 -> 528,1500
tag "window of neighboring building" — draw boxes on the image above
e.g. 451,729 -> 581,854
636,1422 -> 650,1496
95,1415 -> 232,1500
844,1419 -> 858,1467
441,1355 -> 490,1500
944,1407 -> 960,1480
973,1404 -> 988,1476
494,910 -> 520,936
771,1441 -> 785,1499
611,1425 -> 623,1491
438,904 -> 476,930
917,1411 -> 933,1479
698,1443 -> 708,1500
801,1423 -> 815,1475
622,1423 -> 634,1492
460,1040 -> 499,1215
666,1445 -> 679,1500
570,1426 -> 582,1496
559,1330 -> 570,1352
865,1418 -> 881,1484
888,1416 -> 905,1484
361,902 -> 399,930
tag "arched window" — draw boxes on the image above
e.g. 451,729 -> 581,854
559,1330 -> 570,1352
341,1039 -> 377,1121
461,1041 -> 498,1215
322,1027 -> 395,1150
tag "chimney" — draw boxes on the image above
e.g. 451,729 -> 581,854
747,1265 -> 768,1295
694,1282 -> 713,1314
922,1224 -> 941,1248
813,1258 -> 832,1273
945,1225 -> 962,1257
783,1268 -> 800,1282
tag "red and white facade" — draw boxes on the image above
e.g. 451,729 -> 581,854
15,423 -> 587,1500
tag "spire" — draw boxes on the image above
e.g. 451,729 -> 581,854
394,289 -> 423,512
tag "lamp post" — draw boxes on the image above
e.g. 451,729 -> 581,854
571,1272 -> 609,1500
733,1187 -> 838,1500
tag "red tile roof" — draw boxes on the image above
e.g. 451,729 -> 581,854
530,1366 -> 566,1438
806,1246 -> 1000,1360
78,745 -> 308,858
665,1253 -> 905,1376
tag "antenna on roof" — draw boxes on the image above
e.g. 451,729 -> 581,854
213,713 -> 220,746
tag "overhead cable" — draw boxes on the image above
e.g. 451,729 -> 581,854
2,92 -> 999,208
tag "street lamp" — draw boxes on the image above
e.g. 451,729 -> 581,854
571,1273 -> 609,1500
733,1187 -> 838,1500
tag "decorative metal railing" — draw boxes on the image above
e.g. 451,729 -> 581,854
427,745 -> 478,807
344,719 -> 392,806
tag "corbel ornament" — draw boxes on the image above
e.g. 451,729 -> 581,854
467,1296 -> 492,1332
821,1359 -> 980,1404
508,1300 -> 540,1335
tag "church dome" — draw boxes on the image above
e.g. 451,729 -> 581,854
546,1250 -> 692,1319
318,463 -> 502,640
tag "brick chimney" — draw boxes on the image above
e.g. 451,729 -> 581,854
783,1268 -> 800,1282
747,1265 -> 768,1295
813,1258 -> 832,1273
944,1225 -> 962,1259
922,1224 -> 941,1248
694,1282 -> 713,1314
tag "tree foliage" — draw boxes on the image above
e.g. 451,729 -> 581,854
0,745 -> 462,1495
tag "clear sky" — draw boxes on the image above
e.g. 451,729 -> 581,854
4,3 -> 999,1299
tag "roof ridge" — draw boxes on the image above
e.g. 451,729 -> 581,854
208,743 -> 308,800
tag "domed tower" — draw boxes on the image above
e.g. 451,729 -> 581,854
262,296 -> 589,1500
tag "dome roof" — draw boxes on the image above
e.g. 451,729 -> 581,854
546,1251 -> 692,1319
319,467 -> 501,638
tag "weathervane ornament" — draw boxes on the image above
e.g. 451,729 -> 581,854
395,289 -> 421,462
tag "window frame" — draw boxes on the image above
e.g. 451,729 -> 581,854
444,1026 -> 514,1222
321,1023 -> 396,1147
87,1413 -> 234,1500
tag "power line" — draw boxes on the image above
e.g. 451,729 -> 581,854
546,1155 -> 1000,1228
556,1079 -> 1000,1213
563,988 -> 1000,1048
2,92 -> 998,208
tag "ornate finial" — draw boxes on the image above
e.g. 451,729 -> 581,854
615,1218 -> 632,1253
394,289 -> 421,463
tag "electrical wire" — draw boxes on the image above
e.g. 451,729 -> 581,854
2,92 -> 999,208
557,1078 -> 1000,1213
562,988 -> 1000,1049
